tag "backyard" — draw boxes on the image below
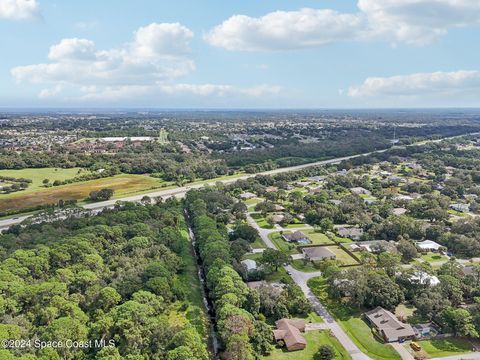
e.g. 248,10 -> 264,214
263,330 -> 351,360
308,277 -> 401,360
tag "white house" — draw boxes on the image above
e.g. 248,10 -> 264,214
241,259 -> 258,272
450,203 -> 470,213
416,240 -> 443,252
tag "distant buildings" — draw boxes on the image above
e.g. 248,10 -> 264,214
239,192 -> 256,199
450,203 -> 470,213
350,187 -> 371,196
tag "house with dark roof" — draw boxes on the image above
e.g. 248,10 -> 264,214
337,226 -> 364,241
365,307 -> 415,343
283,231 -> 310,243
273,319 -> 307,351
302,246 -> 336,261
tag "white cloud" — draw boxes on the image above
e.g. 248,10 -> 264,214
205,8 -> 366,51
359,0 -> 480,46
205,0 -> 480,51
79,83 -> 282,102
0,0 -> 40,20
11,22 -> 282,104
348,70 -> 480,98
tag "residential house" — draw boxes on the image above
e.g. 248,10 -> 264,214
273,204 -> 285,212
364,307 -> 415,343
270,214 -> 284,224
283,231 -> 310,243
265,186 -> 278,193
273,319 -> 307,351
416,240 -> 444,253
337,226 -> 364,241
350,187 -> 371,196
393,194 -> 414,202
450,203 -> 470,213
392,207 -> 407,216
240,259 -> 258,273
302,246 -> 336,261
239,192 -> 256,200
407,271 -> 440,287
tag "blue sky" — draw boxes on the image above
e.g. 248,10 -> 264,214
0,0 -> 479,108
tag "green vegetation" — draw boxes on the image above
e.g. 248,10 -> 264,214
303,230 -> 335,245
269,232 -> 298,255
327,246 -> 360,266
0,167 -> 84,194
252,213 -> 275,229
0,201 -> 208,359
308,277 -> 400,360
419,252 -> 449,263
0,174 -> 165,214
263,331 -> 351,360
415,338 -> 473,358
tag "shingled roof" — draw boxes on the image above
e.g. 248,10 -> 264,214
273,319 -> 307,351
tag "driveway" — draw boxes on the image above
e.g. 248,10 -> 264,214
246,213 -> 371,360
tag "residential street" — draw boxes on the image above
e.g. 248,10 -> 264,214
246,213 -> 372,360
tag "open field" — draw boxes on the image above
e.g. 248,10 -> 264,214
263,330 -> 351,360
0,167 -> 83,194
308,277 -> 400,360
0,174 -> 165,213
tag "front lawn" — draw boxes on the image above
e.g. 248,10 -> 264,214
308,277 -> 400,360
291,259 -> 319,273
251,213 -> 274,229
269,232 -> 298,255
263,330 -> 351,360
419,252 -> 449,263
416,338 -> 473,358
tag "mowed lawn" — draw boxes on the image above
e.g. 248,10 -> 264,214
264,330 -> 351,360
0,174 -> 164,213
415,338 -> 473,358
308,277 -> 400,360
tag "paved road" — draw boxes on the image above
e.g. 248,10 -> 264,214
246,213 -> 371,360
2,131 -> 478,231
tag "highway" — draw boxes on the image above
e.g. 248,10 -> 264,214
0,147 -> 388,231
0,131 -> 477,231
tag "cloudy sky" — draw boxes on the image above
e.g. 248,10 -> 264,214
1,0 -> 479,108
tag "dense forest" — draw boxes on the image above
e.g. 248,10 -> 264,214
185,188 -> 311,359
0,200 -> 208,360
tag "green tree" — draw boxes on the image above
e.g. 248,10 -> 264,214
315,345 -> 335,360
261,248 -> 290,271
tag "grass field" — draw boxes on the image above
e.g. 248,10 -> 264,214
264,330 -> 351,360
412,338 -> 473,358
327,246 -> 360,266
0,174 -> 165,213
251,213 -> 275,229
0,167 -> 83,194
420,252 -> 449,263
303,230 -> 335,245
308,277 -> 400,360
